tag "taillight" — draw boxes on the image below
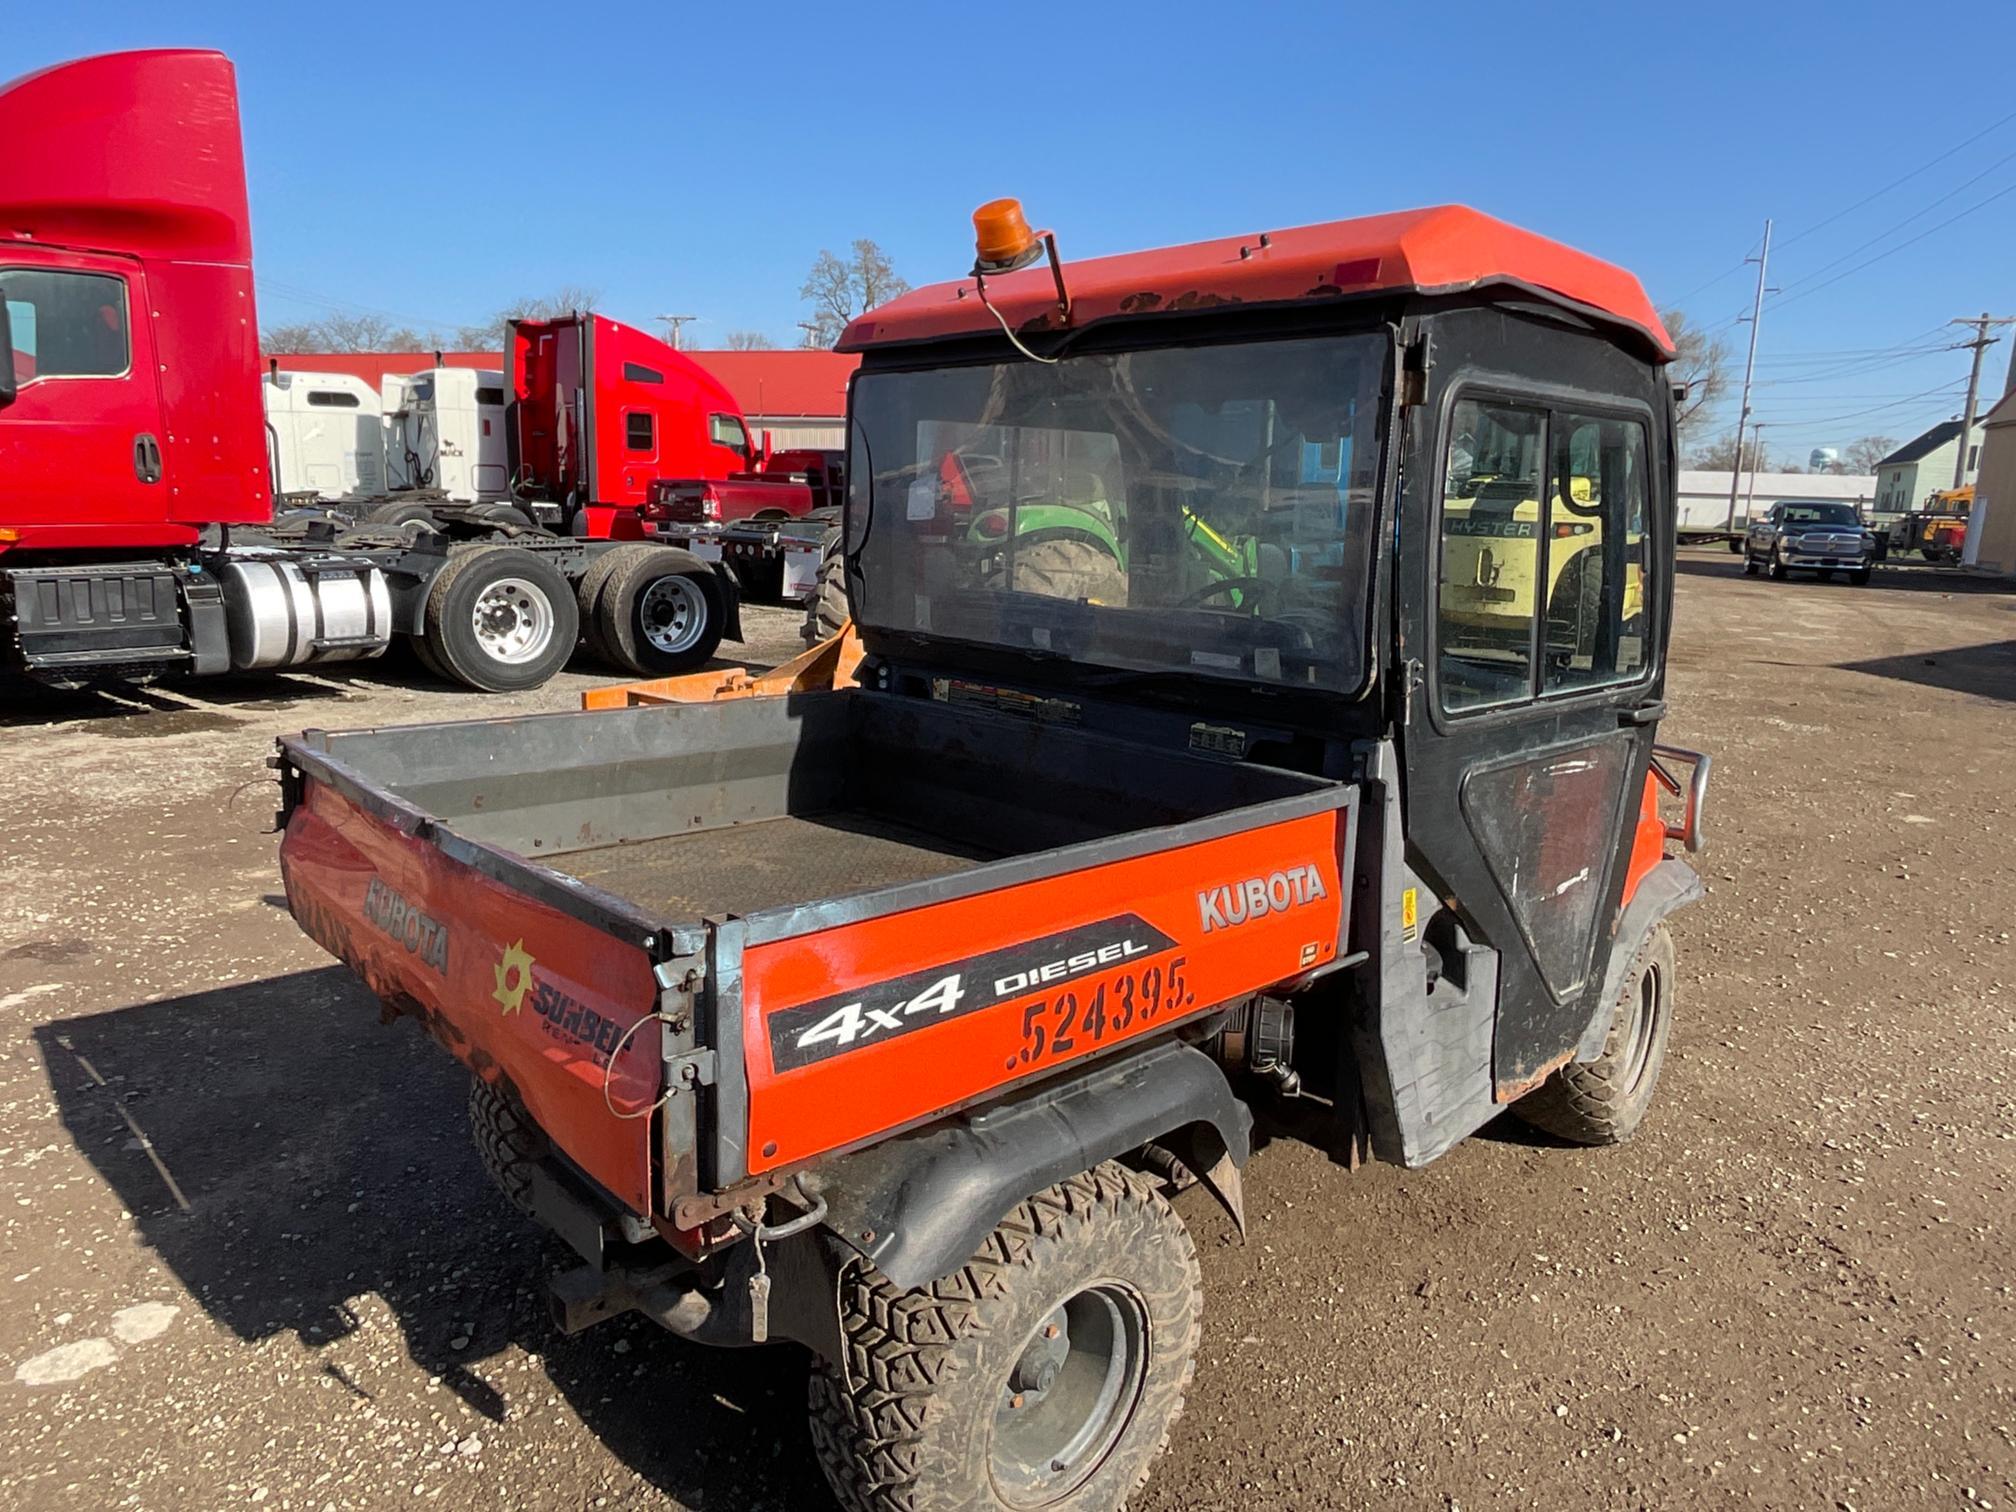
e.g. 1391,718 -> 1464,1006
701,489 -> 722,521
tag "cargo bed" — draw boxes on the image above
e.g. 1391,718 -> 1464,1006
278,687 -> 1357,1222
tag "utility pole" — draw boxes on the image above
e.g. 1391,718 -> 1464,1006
1745,421 -> 1768,519
1723,219 -> 1773,534
657,313 -> 697,350
1949,312 -> 2016,486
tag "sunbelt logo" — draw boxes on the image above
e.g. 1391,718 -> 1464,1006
1198,863 -> 1328,932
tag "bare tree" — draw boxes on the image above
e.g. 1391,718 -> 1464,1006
1662,308 -> 1730,441
258,320 -> 326,353
800,240 -> 910,348
724,330 -> 777,350
258,311 -> 437,353
1688,431 -> 1771,471
454,286 -> 601,349
1844,434 -> 1899,474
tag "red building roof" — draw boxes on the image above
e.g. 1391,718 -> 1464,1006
266,348 -> 857,418
683,350 -> 857,418
841,205 -> 1671,358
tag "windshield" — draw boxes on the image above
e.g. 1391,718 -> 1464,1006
1777,502 -> 1862,527
846,333 -> 1386,693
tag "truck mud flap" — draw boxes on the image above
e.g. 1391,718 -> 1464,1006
279,778 -> 664,1215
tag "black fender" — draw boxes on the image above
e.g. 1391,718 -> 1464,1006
812,1038 -> 1251,1292
1573,857 -> 1702,1062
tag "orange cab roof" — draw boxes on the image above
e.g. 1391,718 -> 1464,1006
841,205 -> 1671,358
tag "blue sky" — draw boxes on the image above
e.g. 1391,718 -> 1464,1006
12,0 -> 2016,462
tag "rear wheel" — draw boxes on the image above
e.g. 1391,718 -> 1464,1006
596,550 -> 725,676
800,528 -> 849,646
468,1077 -> 548,1222
1519,923 -> 1675,1145
573,544 -> 652,667
368,498 -> 440,529
422,545 -> 579,692
808,1162 -> 1200,1512
986,536 -> 1129,606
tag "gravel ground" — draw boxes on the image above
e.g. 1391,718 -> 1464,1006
1,559 -> 2012,1511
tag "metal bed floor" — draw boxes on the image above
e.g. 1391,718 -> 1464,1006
556,810 -> 995,921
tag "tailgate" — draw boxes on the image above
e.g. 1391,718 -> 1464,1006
733,801 -> 1353,1178
279,774 -> 664,1215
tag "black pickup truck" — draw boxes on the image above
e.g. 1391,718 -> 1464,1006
1742,500 -> 1877,583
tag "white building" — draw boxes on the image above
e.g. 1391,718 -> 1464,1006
1873,420 -> 1986,518
1676,470 -> 1876,536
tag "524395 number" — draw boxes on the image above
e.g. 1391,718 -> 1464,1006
1010,956 -> 1192,1071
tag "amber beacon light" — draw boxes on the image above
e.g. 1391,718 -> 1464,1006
972,197 -> 1041,273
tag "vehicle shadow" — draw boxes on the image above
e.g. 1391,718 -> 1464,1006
33,967 -> 830,1510
1672,550 -> 2016,596
1838,638 -> 2016,704
0,669 -> 360,729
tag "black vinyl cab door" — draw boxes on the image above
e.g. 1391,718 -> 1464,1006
1394,307 -> 1671,1097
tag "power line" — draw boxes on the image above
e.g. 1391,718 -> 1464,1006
1664,104 -> 2016,314
1771,146 -> 2016,300
1757,345 -> 1961,386
1761,380 -> 1966,429
1770,180 -> 2016,313
1774,105 -> 2016,252
259,279 -> 478,335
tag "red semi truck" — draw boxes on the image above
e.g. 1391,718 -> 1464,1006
506,313 -> 838,535
0,50 -> 743,694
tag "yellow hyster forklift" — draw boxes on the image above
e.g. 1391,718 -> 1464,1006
281,199 -> 1708,1510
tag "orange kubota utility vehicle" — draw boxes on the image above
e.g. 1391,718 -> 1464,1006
278,201 -> 1709,1510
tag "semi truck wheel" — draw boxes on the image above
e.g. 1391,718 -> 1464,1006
467,1077 -> 547,1222
1519,923 -> 1675,1145
808,1162 -> 1200,1512
573,544 -> 652,667
800,529 -> 849,646
595,551 -> 724,676
422,545 -> 579,692
368,499 -> 440,529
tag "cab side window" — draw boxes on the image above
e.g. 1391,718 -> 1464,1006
3,269 -> 129,382
1437,399 -> 1547,711
1545,412 -> 1649,694
1437,396 -> 1652,713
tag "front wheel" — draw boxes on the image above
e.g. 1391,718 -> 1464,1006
1767,555 -> 1788,581
1742,555 -> 1760,576
1849,566 -> 1872,586
808,1162 -> 1200,1512
1519,923 -> 1675,1145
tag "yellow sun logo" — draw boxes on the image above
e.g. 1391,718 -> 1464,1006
493,939 -> 535,1015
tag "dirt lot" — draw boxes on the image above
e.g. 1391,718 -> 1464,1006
2,558 -> 2012,1511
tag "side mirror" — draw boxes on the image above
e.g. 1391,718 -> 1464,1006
0,290 -> 16,409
